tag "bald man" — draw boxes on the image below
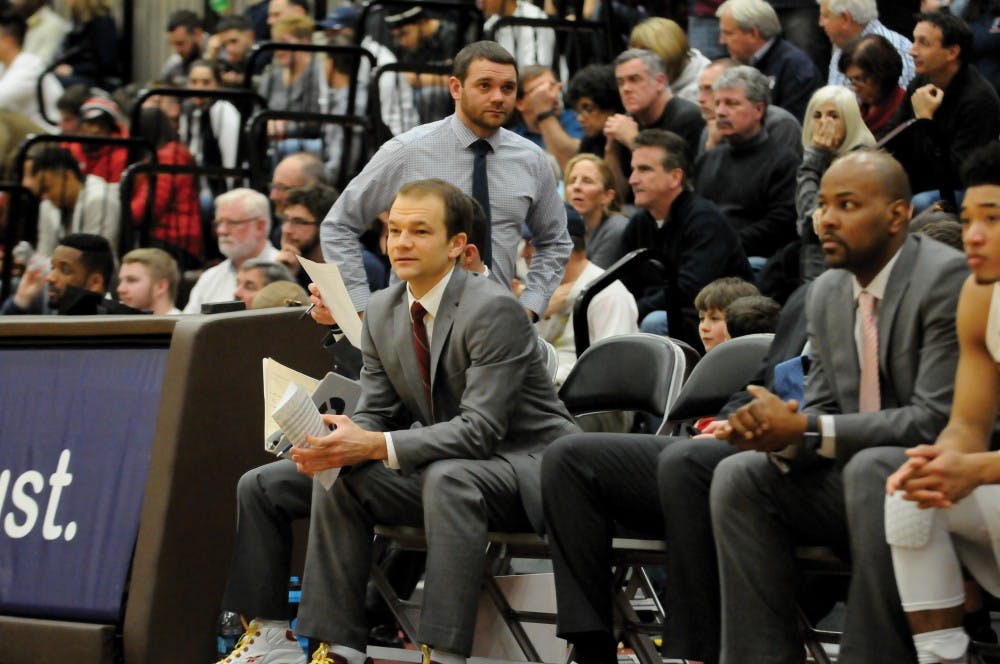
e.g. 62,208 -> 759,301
269,152 -> 327,215
710,150 -> 969,663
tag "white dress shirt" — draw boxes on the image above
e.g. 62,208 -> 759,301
182,244 -> 281,313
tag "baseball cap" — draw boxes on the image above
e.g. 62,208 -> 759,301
79,97 -> 126,126
384,6 -> 425,27
319,5 -> 358,31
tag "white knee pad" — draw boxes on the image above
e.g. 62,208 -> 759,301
885,492 -> 935,548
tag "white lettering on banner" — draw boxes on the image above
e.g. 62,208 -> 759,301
0,449 -> 76,541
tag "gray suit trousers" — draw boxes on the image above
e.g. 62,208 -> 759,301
296,457 -> 531,655
711,447 -> 916,664
222,459 -> 313,619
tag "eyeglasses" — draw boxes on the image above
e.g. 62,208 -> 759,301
269,182 -> 294,193
575,102 -> 598,115
847,74 -> 869,87
281,215 -> 319,227
212,216 -> 256,230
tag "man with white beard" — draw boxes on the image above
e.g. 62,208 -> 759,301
183,188 -> 281,313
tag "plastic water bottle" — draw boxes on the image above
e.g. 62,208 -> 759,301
217,611 -> 243,658
288,576 -> 310,655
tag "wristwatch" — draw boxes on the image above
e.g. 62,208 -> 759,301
535,109 -> 558,123
803,414 -> 822,452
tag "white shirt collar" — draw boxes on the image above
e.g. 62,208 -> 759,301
450,114 -> 499,151
406,265 -> 456,319
851,244 -> 903,303
750,38 -> 776,65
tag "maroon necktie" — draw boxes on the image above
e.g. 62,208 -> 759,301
411,300 -> 432,409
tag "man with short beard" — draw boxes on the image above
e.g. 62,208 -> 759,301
319,40 -> 569,323
2,233 -> 113,315
276,184 -> 336,289
711,150 -> 970,662
183,188 -> 280,313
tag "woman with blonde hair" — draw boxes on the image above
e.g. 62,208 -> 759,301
628,17 -> 710,103
54,0 -> 120,89
797,85 -> 876,279
564,153 -> 629,268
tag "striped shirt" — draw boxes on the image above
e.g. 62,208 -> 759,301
484,1 -> 556,69
320,114 -> 571,316
828,20 -> 915,90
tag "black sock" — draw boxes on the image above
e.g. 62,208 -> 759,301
570,630 -> 618,664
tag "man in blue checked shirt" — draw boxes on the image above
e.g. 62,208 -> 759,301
317,40 -> 571,324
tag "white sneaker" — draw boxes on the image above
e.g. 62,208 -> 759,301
217,620 -> 306,664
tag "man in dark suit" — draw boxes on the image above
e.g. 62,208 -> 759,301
716,0 -> 823,121
292,179 -> 578,664
710,149 -> 969,663
541,277 -> 807,664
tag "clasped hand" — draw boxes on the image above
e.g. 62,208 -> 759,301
714,385 -> 807,452
885,445 -> 981,509
604,114 -> 639,149
291,413 -> 385,475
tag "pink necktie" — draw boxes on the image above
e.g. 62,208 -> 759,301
858,291 -> 880,413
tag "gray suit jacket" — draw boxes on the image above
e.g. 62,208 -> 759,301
803,234 -> 969,466
352,267 -> 579,532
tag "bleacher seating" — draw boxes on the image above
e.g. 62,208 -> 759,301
355,0 -> 485,55
369,61 -> 454,143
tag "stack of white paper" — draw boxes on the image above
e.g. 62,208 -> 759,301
271,382 -> 339,489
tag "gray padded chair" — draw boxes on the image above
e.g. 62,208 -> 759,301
558,333 -> 688,429
658,333 -> 774,435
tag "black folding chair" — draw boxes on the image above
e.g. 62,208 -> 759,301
370,332 -> 692,663
660,333 -> 775,436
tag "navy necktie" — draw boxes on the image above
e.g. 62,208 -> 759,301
470,138 -> 493,268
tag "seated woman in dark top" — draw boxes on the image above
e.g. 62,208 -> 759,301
838,33 -> 905,139
258,15 -> 329,160
54,0 -> 120,90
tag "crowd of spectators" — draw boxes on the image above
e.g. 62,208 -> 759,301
1,0 -> 1000,663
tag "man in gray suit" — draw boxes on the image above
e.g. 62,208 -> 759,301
291,178 -> 579,664
710,149 -> 969,663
